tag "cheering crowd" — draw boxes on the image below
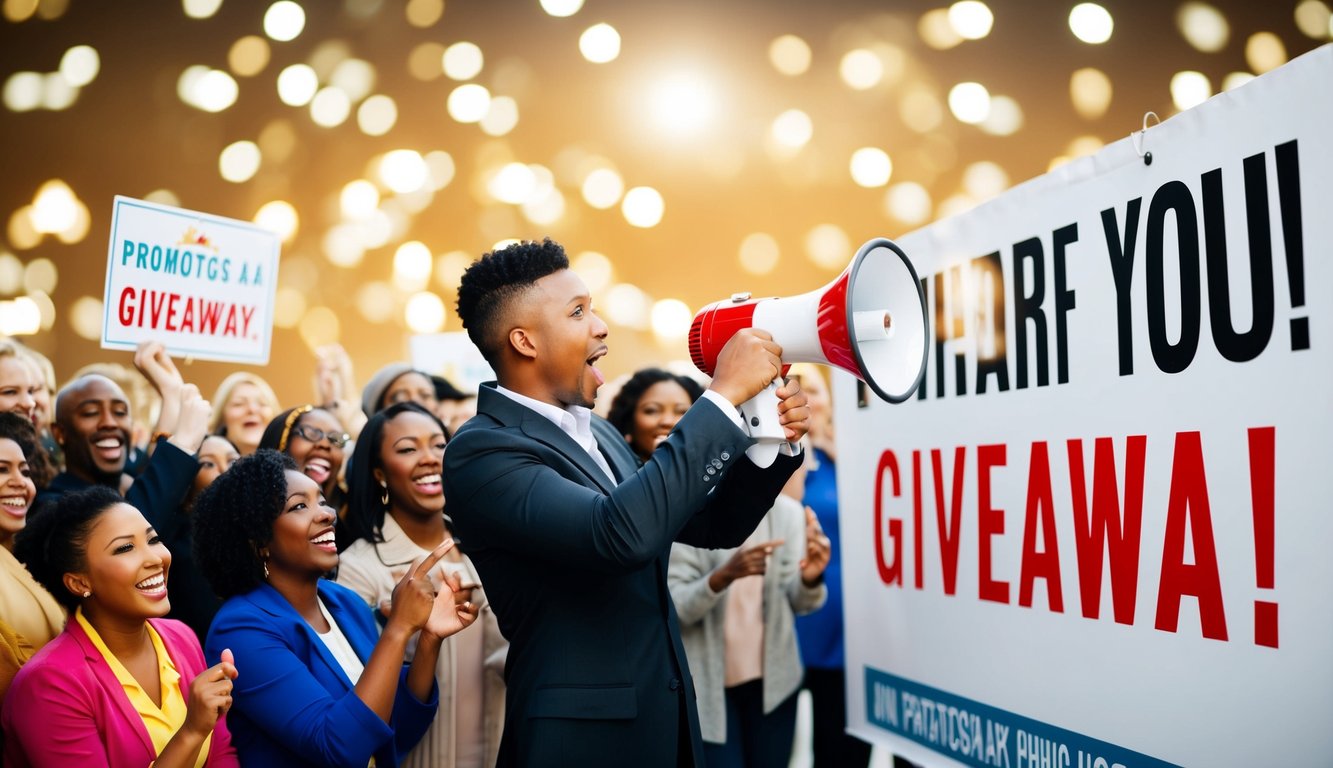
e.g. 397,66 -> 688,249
0,238 -> 873,768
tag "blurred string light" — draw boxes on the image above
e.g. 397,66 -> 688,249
480,96 -> 519,136
70,297 -> 104,341
572,251 -> 613,293
769,35 -> 811,76
408,42 -> 446,81
434,251 -> 471,292
393,241 -> 433,290
29,180 -> 88,243
647,73 -> 716,136
1069,3 -> 1113,44
443,42 -> 483,80
621,187 -> 664,228
0,296 -> 41,336
850,148 -> 892,188
356,282 -> 397,323
264,1 -> 305,42
178,66 -> 238,112
489,163 -> 537,204
41,72 -> 76,110
1170,70 -> 1212,110
405,292 -> 446,333
379,150 -> 428,193
3,72 -> 43,111
23,258 -> 57,294
1176,3 -> 1229,52
582,168 -> 624,209
405,0 -> 443,28
272,287 -> 307,329
229,36 -> 270,76
580,23 -> 621,63
979,95 -> 1023,136
310,87 -> 352,126
357,94 -> 397,135
59,45 -> 99,87
884,182 -> 933,226
299,306 -> 340,349
341,178 -> 378,217
522,187 -> 566,226
253,200 -> 298,241
919,8 -> 964,50
219,140 -> 262,183
1066,135 -> 1105,158
0,254 -> 22,293
805,224 -> 849,270
448,83 -> 490,122
1070,67 -> 1113,119
7,208 -> 39,250
144,189 -> 181,207
331,59 -> 375,101
425,150 -> 456,189
948,81 -> 990,124
651,299 -> 692,341
1223,71 -> 1256,90
182,0 -> 223,19
603,284 -> 649,329
899,86 -> 944,133
540,0 -> 584,17
962,161 -> 1009,200
1293,0 -> 1331,38
1246,32 -> 1287,73
840,49 -> 883,90
276,63 -> 318,106
770,109 -> 813,150
738,233 -> 779,275
29,289 -> 55,331
324,224 -> 365,267
948,1 -> 994,40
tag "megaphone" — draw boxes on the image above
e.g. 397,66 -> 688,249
688,237 -> 929,467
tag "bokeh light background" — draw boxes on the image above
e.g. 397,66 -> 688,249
2,0 -> 1328,402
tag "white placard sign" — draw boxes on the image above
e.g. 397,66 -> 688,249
102,196 -> 280,364
409,331 -> 495,394
837,46 -> 1332,767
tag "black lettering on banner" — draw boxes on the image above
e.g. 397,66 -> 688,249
1202,156 -> 1274,363
1012,236 -> 1048,390
1103,199 -> 1142,377
1145,180 -> 1202,375
974,251 -> 1009,395
1052,223 -> 1078,385
1275,140 -> 1309,351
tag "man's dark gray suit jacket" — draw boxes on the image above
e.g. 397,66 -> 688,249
442,383 -> 800,767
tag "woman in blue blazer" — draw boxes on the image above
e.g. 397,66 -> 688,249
192,449 -> 478,768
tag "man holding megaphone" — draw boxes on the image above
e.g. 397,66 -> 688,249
443,237 -> 809,768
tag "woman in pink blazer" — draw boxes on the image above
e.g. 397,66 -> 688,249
2,487 -> 238,767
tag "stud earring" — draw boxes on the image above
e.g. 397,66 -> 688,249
82,590 -> 91,598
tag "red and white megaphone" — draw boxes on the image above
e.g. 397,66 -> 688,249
689,237 -> 928,467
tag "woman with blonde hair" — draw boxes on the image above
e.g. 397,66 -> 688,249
208,373 -> 280,456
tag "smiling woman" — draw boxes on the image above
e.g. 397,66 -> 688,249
4,488 -> 239,766
259,405 -> 349,515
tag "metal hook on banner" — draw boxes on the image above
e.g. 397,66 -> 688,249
1130,111 -> 1161,165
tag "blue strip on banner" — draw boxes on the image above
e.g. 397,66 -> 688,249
864,667 -> 1181,768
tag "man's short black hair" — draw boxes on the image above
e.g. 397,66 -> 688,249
455,237 -> 569,368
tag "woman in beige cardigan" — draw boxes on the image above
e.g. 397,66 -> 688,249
335,402 -> 506,768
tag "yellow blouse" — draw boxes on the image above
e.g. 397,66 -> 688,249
75,608 -> 211,768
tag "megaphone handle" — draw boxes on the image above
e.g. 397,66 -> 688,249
737,378 -> 785,469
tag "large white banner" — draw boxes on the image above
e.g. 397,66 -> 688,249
838,45 -> 1331,767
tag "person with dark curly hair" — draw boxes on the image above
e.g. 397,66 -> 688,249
3,487 -> 238,766
0,413 -> 62,711
337,402 -> 506,768
258,404 -> 349,514
606,368 -> 705,463
444,237 -> 811,767
192,449 -> 478,768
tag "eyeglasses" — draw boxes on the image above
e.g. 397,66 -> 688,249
290,424 -> 350,447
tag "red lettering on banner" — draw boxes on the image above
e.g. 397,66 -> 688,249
165,293 -> 181,331
870,429 -> 1275,645
977,444 -> 1009,604
111,287 -> 255,339
1068,436 -> 1145,624
118,287 -> 135,325
148,290 -> 166,328
932,447 -> 966,595
223,305 -> 239,336
874,450 -> 903,586
1155,431 -> 1228,641
1019,441 -> 1064,612
200,300 -> 222,334
180,296 -> 195,332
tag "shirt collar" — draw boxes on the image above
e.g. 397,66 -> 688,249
494,384 -> 595,445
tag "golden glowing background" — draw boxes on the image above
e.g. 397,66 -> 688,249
1,0 -> 1327,404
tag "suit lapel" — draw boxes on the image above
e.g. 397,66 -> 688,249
478,385 -> 618,494
590,416 -> 639,482
247,583 -> 355,690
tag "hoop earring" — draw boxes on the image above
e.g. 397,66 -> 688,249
380,482 -> 390,508
263,561 -> 270,579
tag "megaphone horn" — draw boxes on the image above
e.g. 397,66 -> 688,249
688,237 -> 929,466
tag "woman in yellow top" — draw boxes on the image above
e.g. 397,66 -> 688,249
0,412 -> 63,708
1,486 -> 239,767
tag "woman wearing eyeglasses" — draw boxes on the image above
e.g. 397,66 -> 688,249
260,406 -> 351,517
336,402 -> 506,768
